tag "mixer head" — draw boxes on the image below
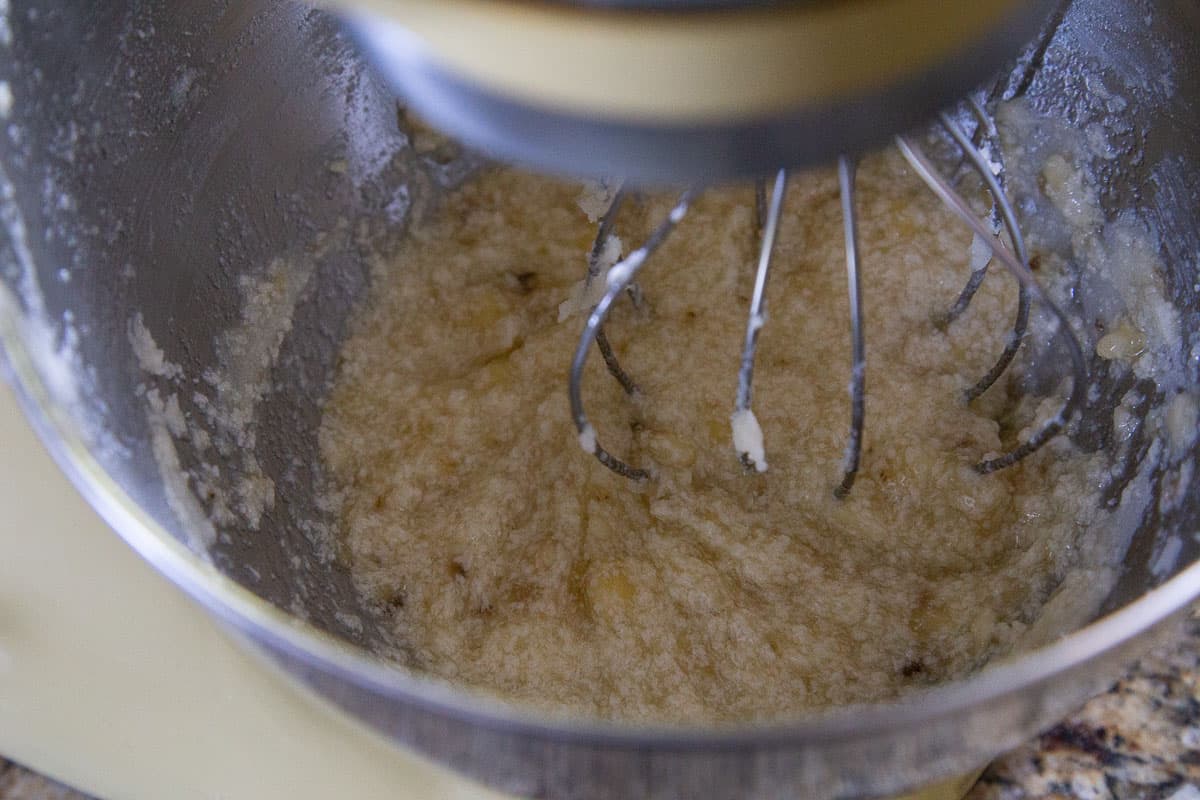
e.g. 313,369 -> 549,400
334,0 -> 1061,182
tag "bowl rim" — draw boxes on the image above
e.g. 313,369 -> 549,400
3,305 -> 1198,748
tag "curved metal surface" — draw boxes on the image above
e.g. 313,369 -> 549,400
344,0 -> 1055,182
0,0 -> 1198,798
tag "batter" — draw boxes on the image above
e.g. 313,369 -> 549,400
318,147 -> 1109,723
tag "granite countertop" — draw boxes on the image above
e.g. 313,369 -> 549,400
4,610 -> 1199,800
967,609 -> 1200,800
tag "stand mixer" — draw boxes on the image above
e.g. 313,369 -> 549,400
0,1 -> 1197,799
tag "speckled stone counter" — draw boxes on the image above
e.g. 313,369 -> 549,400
968,609 -> 1200,800
4,608 -> 1200,800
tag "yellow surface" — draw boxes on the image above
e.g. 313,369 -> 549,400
334,0 -> 1023,120
0,378 -> 512,800
893,768 -> 984,800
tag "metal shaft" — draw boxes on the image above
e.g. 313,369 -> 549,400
835,155 -> 866,499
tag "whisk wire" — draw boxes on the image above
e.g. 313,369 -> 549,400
835,155 -> 866,498
896,135 -> 1087,473
586,188 -> 641,396
941,264 -> 992,329
937,113 -> 1033,402
570,189 -> 699,481
732,168 -> 788,472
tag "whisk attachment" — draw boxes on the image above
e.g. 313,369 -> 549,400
570,190 -> 699,480
731,168 -> 788,473
834,155 -> 866,498
896,135 -> 1088,473
568,106 -> 1086,489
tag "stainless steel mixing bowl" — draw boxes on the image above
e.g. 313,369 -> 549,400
0,1 -> 1197,798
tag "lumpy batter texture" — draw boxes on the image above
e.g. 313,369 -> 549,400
319,148 -> 1105,723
